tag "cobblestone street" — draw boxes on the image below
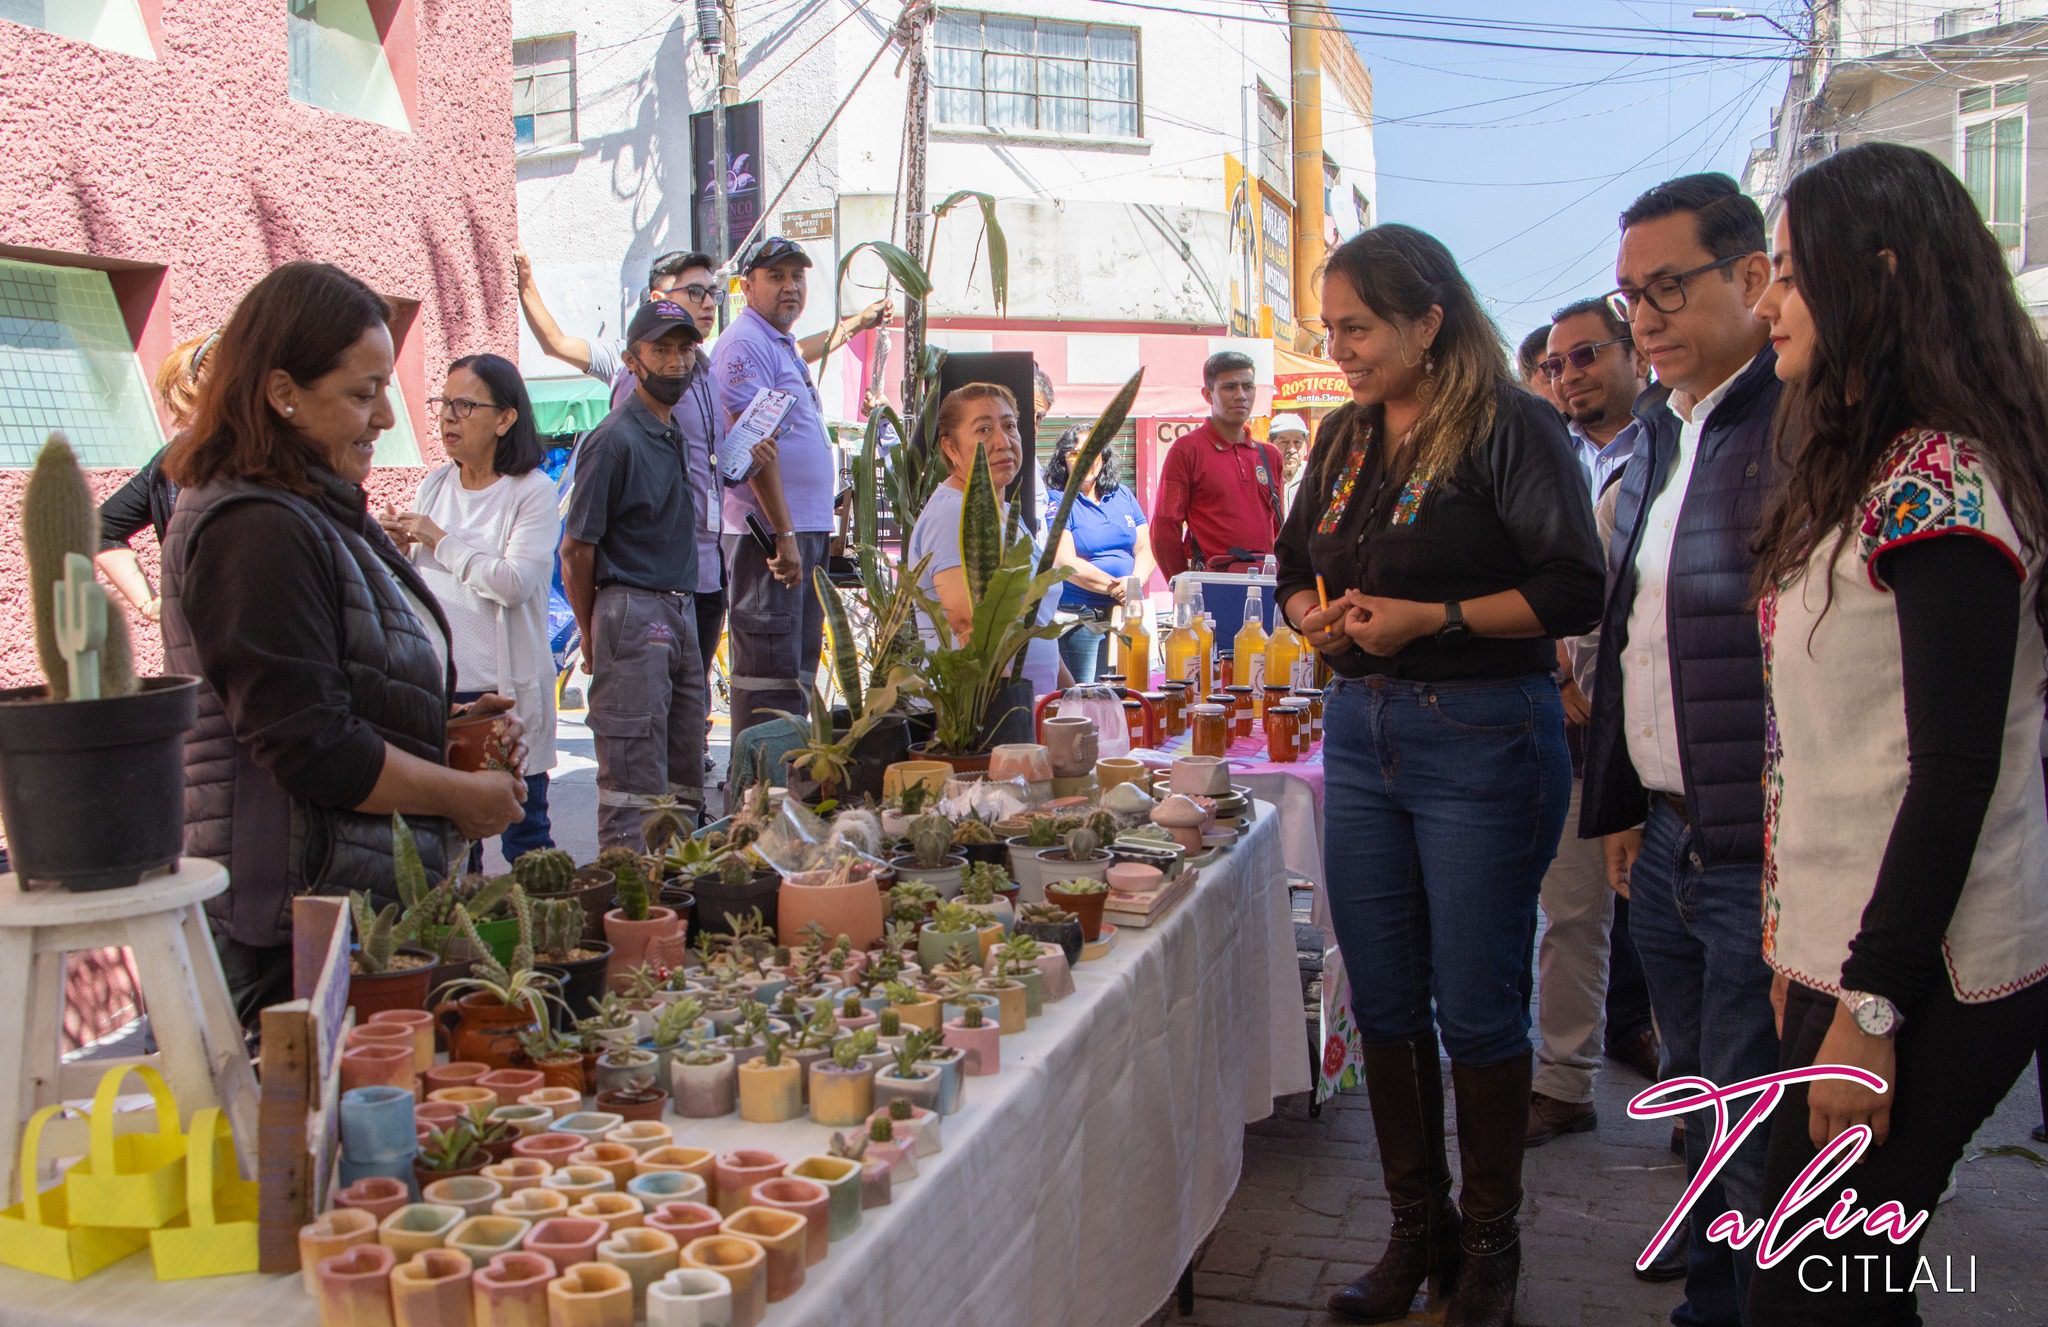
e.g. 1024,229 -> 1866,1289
1151,1023 -> 2048,1326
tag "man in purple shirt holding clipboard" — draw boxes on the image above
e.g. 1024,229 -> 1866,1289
709,236 -> 837,741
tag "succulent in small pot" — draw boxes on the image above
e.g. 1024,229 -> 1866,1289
864,1113 -> 918,1180
594,1071 -> 667,1123
414,1118 -> 494,1191
887,880 -> 941,927
594,1045 -> 659,1099
872,1029 -> 944,1113
1015,902 -> 1084,965
602,849 -> 682,981
955,862 -> 1016,931
737,1032 -> 804,1123
941,1001 -> 1001,1075
883,979 -> 942,1034
672,1030 -> 738,1118
917,901 -> 983,972
808,1027 -> 879,1126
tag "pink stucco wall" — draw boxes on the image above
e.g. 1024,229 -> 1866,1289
0,0 -> 518,687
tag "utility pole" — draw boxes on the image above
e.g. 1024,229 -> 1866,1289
896,0 -> 933,418
696,0 -> 740,275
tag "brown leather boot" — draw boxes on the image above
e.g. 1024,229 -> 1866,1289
1327,1039 -> 1461,1323
1445,1052 -> 1532,1327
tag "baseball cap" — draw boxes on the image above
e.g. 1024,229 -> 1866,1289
1269,414 -> 1309,437
625,299 -> 705,348
740,236 -> 814,274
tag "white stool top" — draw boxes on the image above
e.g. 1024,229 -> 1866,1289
0,858 -> 228,929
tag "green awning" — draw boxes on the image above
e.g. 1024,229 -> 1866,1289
525,376 -> 610,436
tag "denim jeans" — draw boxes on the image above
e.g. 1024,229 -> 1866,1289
1322,672 -> 1570,1066
1056,618 -> 1110,683
1628,796 -> 1780,1327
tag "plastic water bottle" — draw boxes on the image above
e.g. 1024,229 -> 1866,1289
1259,553 -> 1278,579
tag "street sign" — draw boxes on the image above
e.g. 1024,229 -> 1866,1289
782,208 -> 833,241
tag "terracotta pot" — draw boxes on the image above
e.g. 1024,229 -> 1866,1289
712,1149 -> 786,1217
422,1174 -> 503,1219
570,1143 -> 640,1191
751,1178 -> 831,1266
599,1225 -> 681,1309
646,1201 -> 723,1247
473,1250 -> 555,1327
336,1175 -> 413,1223
428,1084 -> 500,1123
521,1215 -> 606,1270
518,1086 -> 583,1120
300,1206 -> 380,1296
570,1191 -> 646,1237
492,1187 -> 569,1223
647,1267 -> 734,1327
316,1242 -> 397,1327
424,1060 -> 492,1096
347,948 -> 439,1024
480,1156 -> 552,1194
368,1008 -> 441,1074
378,1203 -> 464,1260
720,1206 -> 806,1302
602,906 -> 680,981
524,1055 -> 585,1095
677,1237 -> 765,1327
433,993 -> 539,1070
348,1021 -> 420,1058
412,1102 -> 467,1137
782,1156 -> 862,1241
390,1247 -> 472,1327
595,1088 -> 667,1123
1044,880 -> 1110,941
547,1261 -> 634,1327
342,1044 -> 418,1097
774,873 -> 884,951
476,1067 -> 544,1107
445,710 -> 505,773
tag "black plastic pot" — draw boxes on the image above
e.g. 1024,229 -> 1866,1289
982,679 -> 1037,749
788,712 -> 912,807
688,868 -> 781,940
956,840 -> 1007,868
1016,915 -> 1084,966
0,677 -> 198,890
538,940 -> 613,1030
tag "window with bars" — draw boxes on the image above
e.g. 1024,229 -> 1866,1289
1257,85 -> 1290,189
933,11 -> 1140,139
513,34 -> 578,152
1960,80 -> 2026,254
0,259 -> 164,469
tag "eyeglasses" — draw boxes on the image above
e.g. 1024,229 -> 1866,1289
1607,254 -> 1744,320
1538,336 -> 1632,380
427,396 -> 499,421
664,283 -> 718,303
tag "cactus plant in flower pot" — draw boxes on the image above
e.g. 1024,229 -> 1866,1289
737,1033 -> 803,1123
871,1030 -> 944,1114
808,1028 -> 879,1126
889,813 -> 966,896
0,436 -> 199,890
531,895 -> 612,1032
602,848 -> 680,985
1015,901 -> 1084,966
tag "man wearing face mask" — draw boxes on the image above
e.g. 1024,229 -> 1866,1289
560,301 -> 710,848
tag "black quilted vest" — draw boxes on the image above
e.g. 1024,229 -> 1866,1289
162,470 -> 458,947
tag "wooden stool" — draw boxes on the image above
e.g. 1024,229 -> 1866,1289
0,859 -> 259,1204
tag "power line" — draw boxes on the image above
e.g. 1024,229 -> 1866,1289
755,0 -> 877,95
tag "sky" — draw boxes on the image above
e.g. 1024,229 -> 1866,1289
1343,0 -> 1802,335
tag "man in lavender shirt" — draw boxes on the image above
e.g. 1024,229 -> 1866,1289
708,236 -> 837,740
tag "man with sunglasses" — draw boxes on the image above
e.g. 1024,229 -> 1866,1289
1580,173 -> 1781,1327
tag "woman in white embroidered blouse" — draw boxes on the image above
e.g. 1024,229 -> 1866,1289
1748,143 -> 2048,1324
382,353 -> 562,864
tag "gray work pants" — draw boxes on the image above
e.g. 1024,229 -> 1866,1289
588,585 -> 705,851
722,531 -> 830,743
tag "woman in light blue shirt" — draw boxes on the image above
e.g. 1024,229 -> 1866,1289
1043,428 -> 1153,682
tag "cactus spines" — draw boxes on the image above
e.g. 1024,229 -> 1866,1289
511,847 -> 576,894
888,1096 -> 913,1121
869,1115 -> 895,1144
1083,810 -> 1120,847
508,883 -> 535,975
24,435 -> 135,700
534,897 -> 585,959
877,1008 -> 901,1037
960,1003 -> 985,1030
907,813 -> 956,869
54,554 -> 107,701
598,847 -> 652,920
1064,827 -> 1100,860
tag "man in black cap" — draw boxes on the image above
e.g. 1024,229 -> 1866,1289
561,300 -> 710,847
711,236 -> 839,740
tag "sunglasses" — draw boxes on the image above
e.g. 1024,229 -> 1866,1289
1538,336 -> 1631,380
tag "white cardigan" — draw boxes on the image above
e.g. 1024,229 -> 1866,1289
410,466 -> 562,773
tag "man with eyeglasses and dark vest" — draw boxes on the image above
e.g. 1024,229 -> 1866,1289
1581,173 -> 1782,1327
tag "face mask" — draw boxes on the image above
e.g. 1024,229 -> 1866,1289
640,369 -> 687,407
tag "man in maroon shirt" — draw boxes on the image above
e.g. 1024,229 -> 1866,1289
1149,351 -> 1284,577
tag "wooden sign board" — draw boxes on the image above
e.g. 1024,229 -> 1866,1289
782,207 -> 833,241
256,897 -> 351,1272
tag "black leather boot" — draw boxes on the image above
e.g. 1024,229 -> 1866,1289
1444,1052 -> 1532,1327
1328,1039 -> 1461,1323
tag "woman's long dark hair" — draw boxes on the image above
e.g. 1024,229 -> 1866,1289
1752,142 -> 2048,657
166,262 -> 391,493
1309,223 -> 1515,502
1044,426 -> 1121,496
449,353 -> 543,476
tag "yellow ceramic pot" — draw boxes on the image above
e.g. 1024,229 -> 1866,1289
677,1237 -> 765,1327
569,1191 -> 645,1236
545,1261 -> 633,1327
720,1207 -> 807,1302
735,1059 -> 802,1124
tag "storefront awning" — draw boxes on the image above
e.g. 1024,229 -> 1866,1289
1272,346 -> 1348,409
525,376 -> 610,436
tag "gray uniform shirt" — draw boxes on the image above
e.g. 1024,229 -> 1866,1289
562,394 -> 700,594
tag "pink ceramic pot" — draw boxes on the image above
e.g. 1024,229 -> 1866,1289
336,1176 -> 413,1223
315,1243 -> 397,1327
368,1008 -> 439,1074
712,1150 -> 786,1217
645,1201 -> 723,1247
512,1132 -> 585,1167
521,1216 -> 605,1271
341,1044 -> 418,1097
389,1248 -> 472,1327
299,1207 -> 379,1296
751,1177 -> 831,1266
477,1068 -> 544,1107
775,873 -> 884,951
423,1061 -> 492,1095
480,1157 -> 552,1195
472,1250 -> 554,1327
677,1237 -> 766,1327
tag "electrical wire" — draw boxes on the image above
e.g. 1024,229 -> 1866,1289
754,0 -> 877,95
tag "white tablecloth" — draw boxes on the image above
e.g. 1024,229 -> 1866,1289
0,805 -> 1308,1327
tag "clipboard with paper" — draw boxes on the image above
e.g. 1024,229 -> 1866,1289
720,387 -> 796,482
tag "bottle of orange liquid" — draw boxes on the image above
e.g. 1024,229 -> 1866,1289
1116,578 -> 1152,688
1264,613 -> 1304,711
1163,602 -> 1204,693
1234,586 -> 1269,714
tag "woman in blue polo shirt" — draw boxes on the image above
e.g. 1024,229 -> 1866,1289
1044,428 -> 1154,682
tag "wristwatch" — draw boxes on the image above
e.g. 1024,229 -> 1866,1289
1840,990 -> 1901,1038
1436,600 -> 1470,645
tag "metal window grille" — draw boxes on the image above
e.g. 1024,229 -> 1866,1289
933,10 -> 1140,138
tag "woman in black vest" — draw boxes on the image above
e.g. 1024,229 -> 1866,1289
1276,225 -> 1603,1326
162,262 -> 526,1021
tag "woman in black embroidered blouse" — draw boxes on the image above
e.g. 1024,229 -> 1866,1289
1275,225 -> 1602,1327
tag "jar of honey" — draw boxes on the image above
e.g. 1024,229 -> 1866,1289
1293,688 -> 1323,745
1265,702 -> 1303,763
1159,681 -> 1189,736
1122,697 -> 1145,745
1225,685 -> 1255,739
1188,703 -> 1229,757
1216,652 -> 1234,690
1141,692 -> 1167,744
1206,692 -> 1236,740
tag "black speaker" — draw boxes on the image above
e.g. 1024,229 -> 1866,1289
935,350 -> 1042,530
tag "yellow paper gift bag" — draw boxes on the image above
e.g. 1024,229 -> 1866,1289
0,1106 -> 149,1281
64,1064 -> 191,1230
149,1109 -> 260,1280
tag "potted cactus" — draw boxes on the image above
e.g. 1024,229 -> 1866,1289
601,848 -> 681,985
531,895 -> 613,1032
0,436 -> 199,890
889,813 -> 966,896
1042,837 -> 1112,942
688,849 -> 782,941
514,846 -> 617,944
346,886 -> 439,1020
809,1027 -> 880,1126
1014,901 -> 1083,965
871,1030 -> 943,1114
949,816 -> 1006,868
1005,814 -> 1062,902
